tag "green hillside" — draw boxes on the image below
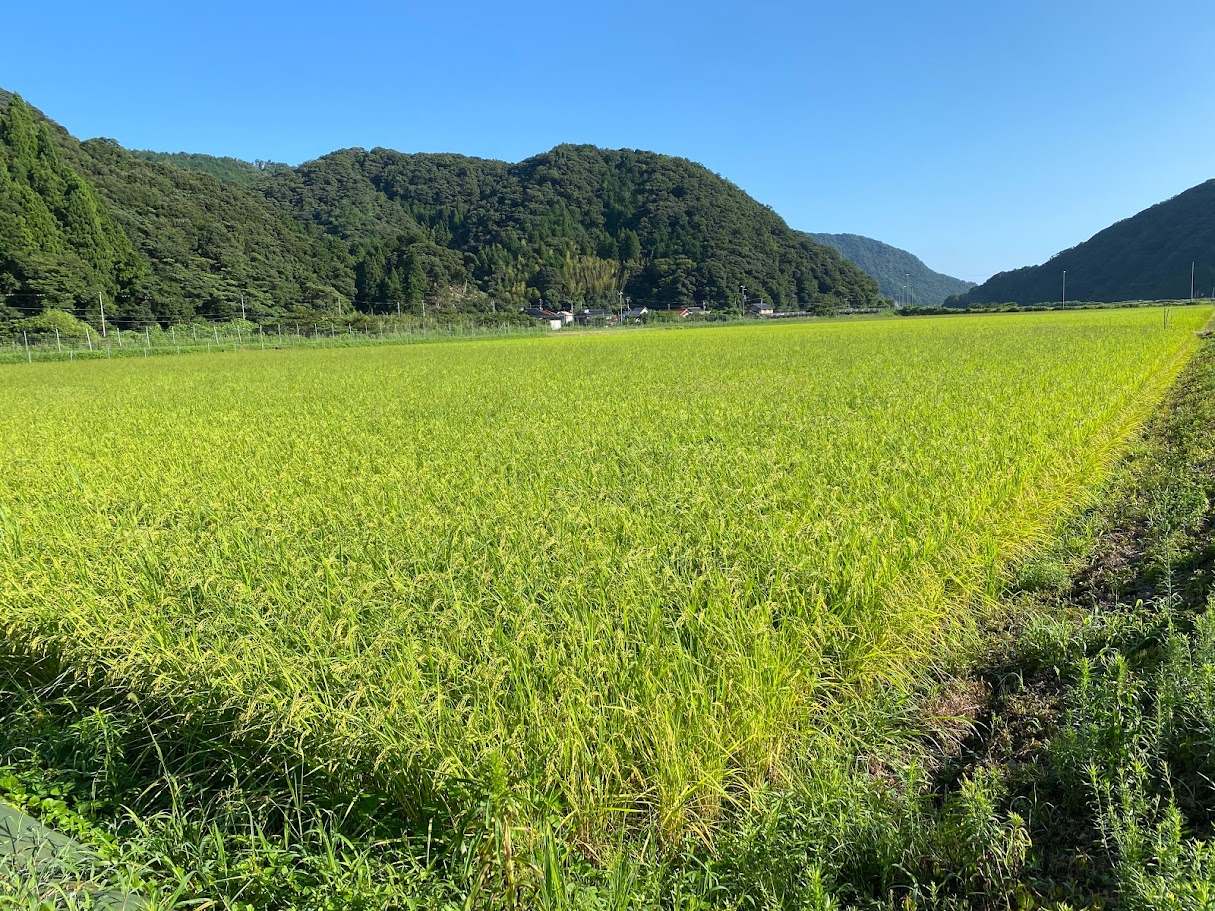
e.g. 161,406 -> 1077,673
71,140 -> 355,323
810,232 -> 973,305
263,144 -> 883,312
0,92 -> 351,326
130,150 -> 289,186
0,94 -> 143,322
0,90 -> 882,327
949,179 -> 1215,306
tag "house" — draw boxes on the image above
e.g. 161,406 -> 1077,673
747,301 -> 774,317
623,306 -> 650,322
523,307 -> 563,330
574,308 -> 615,325
556,310 -> 575,326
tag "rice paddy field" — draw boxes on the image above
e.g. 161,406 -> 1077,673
0,307 -> 1210,858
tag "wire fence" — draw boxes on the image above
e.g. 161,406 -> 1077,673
0,320 -> 557,366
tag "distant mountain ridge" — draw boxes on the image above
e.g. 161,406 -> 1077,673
949,180 -> 1215,306
810,233 -> 974,306
0,89 -> 882,327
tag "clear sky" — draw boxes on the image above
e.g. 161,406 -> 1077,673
5,0 -> 1214,281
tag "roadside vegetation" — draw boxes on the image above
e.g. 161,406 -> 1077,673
1,309 -> 1213,908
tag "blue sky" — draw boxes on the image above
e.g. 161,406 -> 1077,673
5,0 -> 1214,281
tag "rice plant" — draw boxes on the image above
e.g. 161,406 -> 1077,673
0,307 -> 1208,852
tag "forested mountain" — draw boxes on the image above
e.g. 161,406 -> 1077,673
71,140 -> 356,324
130,151 -> 290,186
262,145 -> 881,312
0,93 -> 144,322
0,92 -> 352,325
0,90 -> 882,328
810,233 -> 973,305
948,180 -> 1215,306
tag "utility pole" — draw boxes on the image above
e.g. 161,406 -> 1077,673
740,284 -> 747,310
1191,262 -> 1196,300
240,293 -> 247,321
1062,271 -> 1066,309
98,291 -> 107,337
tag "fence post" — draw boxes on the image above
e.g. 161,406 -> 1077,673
55,327 -> 62,353
85,326 -> 93,351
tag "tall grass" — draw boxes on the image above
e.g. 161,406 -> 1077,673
0,307 -> 1208,849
